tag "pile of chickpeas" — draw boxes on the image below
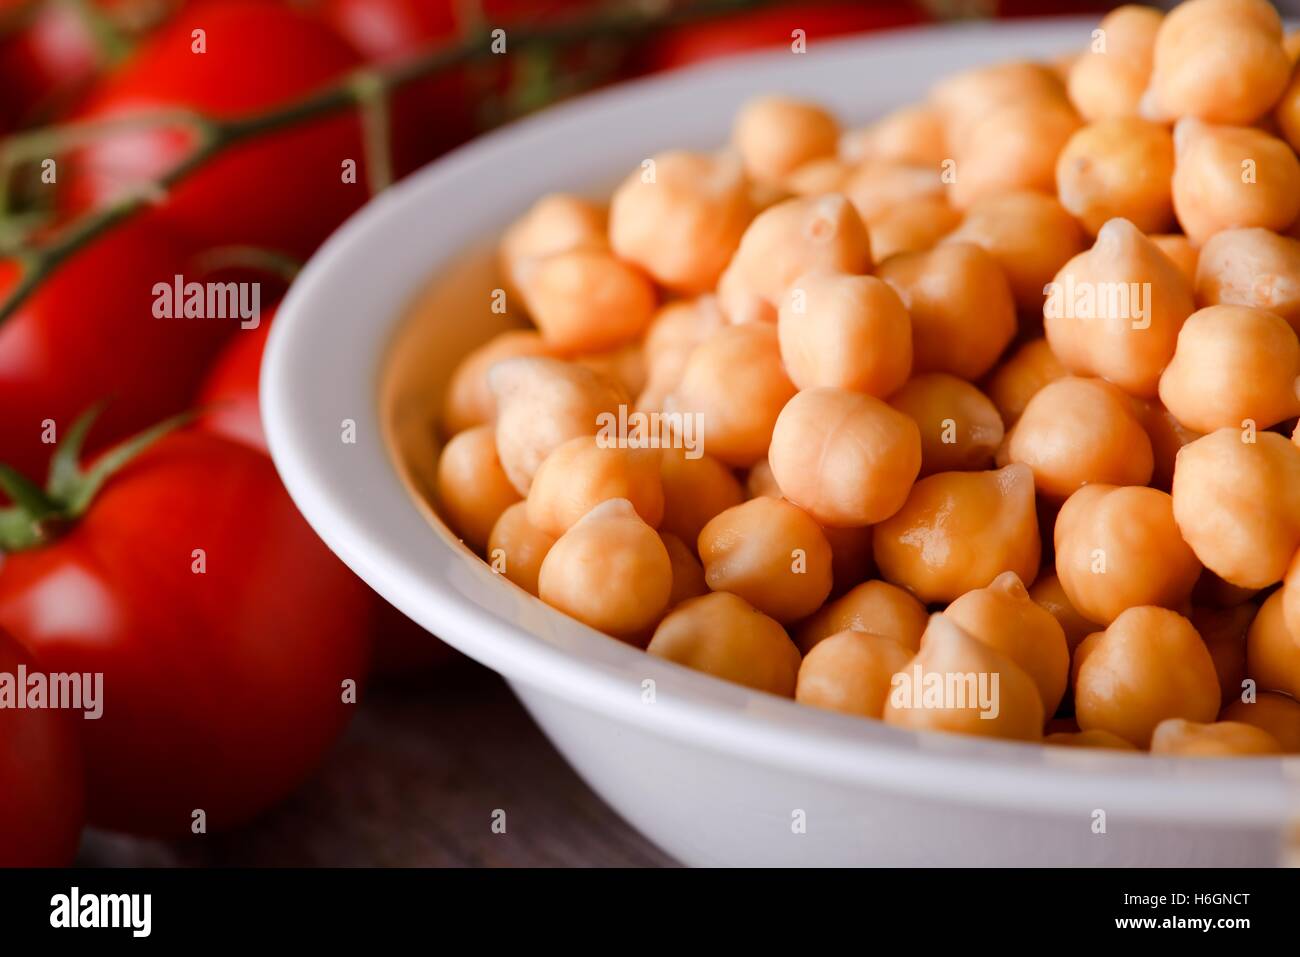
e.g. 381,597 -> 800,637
434,0 -> 1300,757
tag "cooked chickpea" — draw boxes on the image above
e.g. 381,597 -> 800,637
796,579 -> 928,655
873,464 -> 1041,604
1277,55 -> 1300,153
1044,729 -> 1138,750
841,162 -> 946,226
499,193 -> 606,296
949,95 -> 1082,210
525,436 -> 663,537
1247,588 -> 1300,698
697,497 -> 833,623
888,373 -> 1004,476
663,322 -> 795,467
441,330 -> 550,436
1149,233 -> 1199,284
784,156 -> 852,196
487,501 -> 556,596
821,524 -> 875,596
776,272 -> 912,396
882,613 -> 1045,742
1128,397 -> 1200,491
930,60 -> 1066,148
716,194 -> 872,325
608,150 -> 754,293
867,197 -> 962,261
1067,5 -> 1162,121
658,446 -> 745,545
877,242 -> 1017,380
1054,484 -> 1201,625
574,341 -> 647,399
767,387 -> 922,527
745,458 -> 781,499
436,425 -> 522,552
637,297 -> 727,413
1150,718 -> 1282,756
1074,606 -> 1221,747
489,357 -> 627,494
1008,377 -> 1154,499
1221,691 -> 1300,752
796,630 -> 914,718
537,498 -> 672,641
733,95 -> 839,184
985,338 -> 1067,427
1029,572 -> 1100,654
1191,602 -> 1255,702
660,532 -> 709,608
1170,119 -> 1300,246
646,591 -> 800,696
1285,549 -> 1300,642
1171,429 -> 1300,588
1056,118 -> 1175,235
1158,305 -> 1300,433
517,246 -> 657,353
841,103 -> 948,168
1044,218 -> 1195,398
1194,228 -> 1300,335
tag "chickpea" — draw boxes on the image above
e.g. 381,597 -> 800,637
767,387 -> 922,527
796,579 -> 928,655
1194,228 -> 1300,335
517,246 -> 657,354
1277,56 -> 1300,153
526,436 -> 664,537
1128,397 -> 1200,491
784,157 -> 852,196
1143,0 -> 1290,126
436,425 -> 522,552
1075,606 -> 1221,747
487,501 -> 556,596
574,342 -> 647,405
716,194 -> 872,325
867,197 -> 962,261
637,297 -> 727,413
663,322 -> 795,467
930,60 -> 1066,148
499,193 -> 606,296
733,95 -> 839,184
882,613 -> 1045,742
1044,729 -> 1138,750
1054,485 -> 1201,625
1191,602 -> 1255,703
1149,233 -> 1199,284
1158,305 -> 1300,433
660,532 -> 708,608
658,446 -> 745,545
1285,549 -> 1300,642
1221,691 -> 1300,752
945,571 -> 1070,715
1066,5 -> 1162,121
1008,377 -> 1154,499
949,95 -> 1081,210
608,150 -> 754,293
745,458 -> 781,499
697,496 -> 833,623
796,630 -> 914,718
1044,217 -> 1195,398
943,192 -> 1086,316
821,524 -> 876,596
873,464 -> 1041,605
537,498 -> 672,641
1171,429 -> 1300,588
1247,588 -> 1300,698
1287,29 -> 1300,63
1149,719 -> 1282,756
841,162 -> 946,226
888,373 -> 1004,476
841,103 -> 949,168
776,272 -> 913,396
441,329 -> 550,436
1029,572 -> 1100,654
489,356 -> 628,494
877,242 -> 1017,380
1170,119 -> 1300,247
985,338 -> 1067,427
646,591 -> 800,696
1056,118 -> 1175,235
1070,630 -> 1104,696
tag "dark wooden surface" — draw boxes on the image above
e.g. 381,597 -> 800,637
79,658 -> 676,868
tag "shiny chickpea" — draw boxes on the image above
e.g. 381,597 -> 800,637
646,591 -> 800,696
767,387 -> 922,527
733,95 -> 839,184
841,162 -> 946,226
489,357 -> 627,495
1129,397 -> 1200,491
636,297 -> 727,413
1194,228 -> 1300,335
487,501 -> 556,596
745,458 -> 781,499
1044,218 -> 1195,398
1247,588 -> 1300,698
1171,429 -> 1300,588
658,446 -> 745,545
517,246 -> 657,354
537,498 -> 672,641
663,322 -> 795,467
888,373 -> 1004,476
776,272 -> 912,396
882,613 -> 1045,742
1045,729 -> 1139,750
985,338 -> 1067,427
660,532 -> 709,608
867,196 -> 962,261
1008,377 -> 1154,499
716,194 -> 873,325
608,150 -> 754,294
436,425 -> 522,552
796,579 -> 928,655
1149,233 -> 1199,284
841,103 -> 949,168
1158,305 -> 1300,433
1170,119 -> 1300,247
796,630 -> 914,718
1054,485 -> 1201,625
697,496 -> 833,623
950,95 -> 1082,210
877,242 -> 1017,380
821,523 -> 876,596
1150,718 -> 1282,756
1192,602 -> 1255,703
873,464 -> 1041,604
499,193 -> 606,296
1075,606 -> 1221,747
1056,118 -> 1175,235
1067,5 -> 1162,121
1221,691 -> 1300,752
1030,572 -> 1100,655
441,330 -> 551,436
525,436 -> 664,537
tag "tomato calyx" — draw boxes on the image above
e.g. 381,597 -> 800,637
0,402 -> 191,552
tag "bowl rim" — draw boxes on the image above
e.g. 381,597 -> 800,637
263,16 -> 1300,827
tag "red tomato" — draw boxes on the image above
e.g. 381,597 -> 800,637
0,429 -> 372,836
0,627 -> 85,866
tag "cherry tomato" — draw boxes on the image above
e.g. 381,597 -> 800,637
0,428 -> 372,836
0,626 -> 85,866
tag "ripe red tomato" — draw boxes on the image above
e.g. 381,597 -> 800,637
0,626 -> 86,866
0,428 -> 372,836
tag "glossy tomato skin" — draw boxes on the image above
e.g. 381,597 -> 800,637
0,430 -> 372,836
0,627 -> 86,866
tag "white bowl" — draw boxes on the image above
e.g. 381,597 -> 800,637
263,17 -> 1300,866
